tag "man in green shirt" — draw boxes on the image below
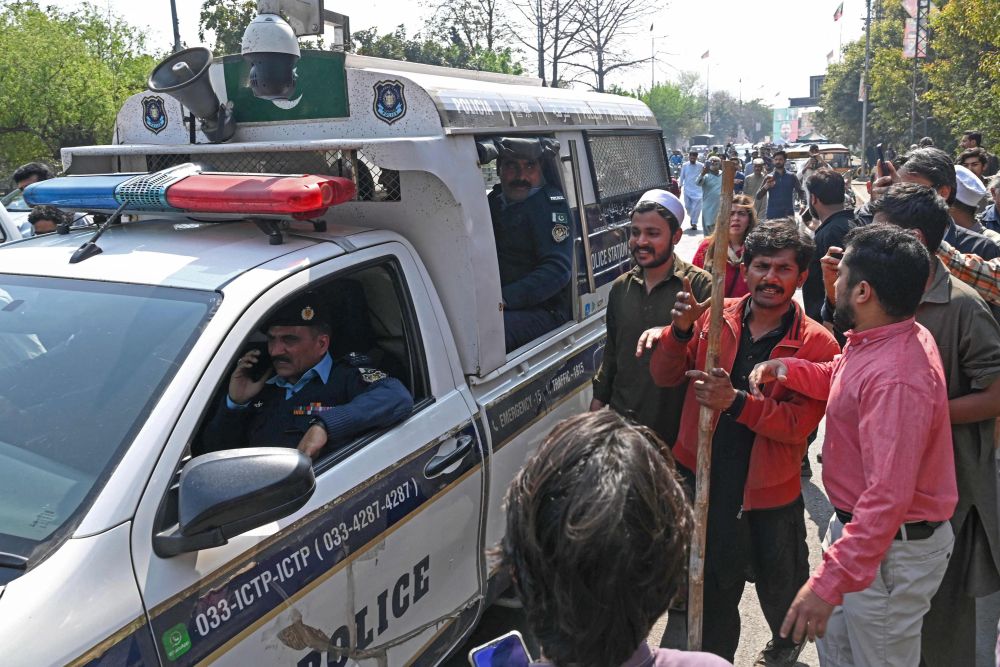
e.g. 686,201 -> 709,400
591,189 -> 711,445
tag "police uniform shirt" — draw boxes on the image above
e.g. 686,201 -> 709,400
203,352 -> 413,454
488,184 -> 574,313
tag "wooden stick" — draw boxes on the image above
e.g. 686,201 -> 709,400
687,159 -> 738,651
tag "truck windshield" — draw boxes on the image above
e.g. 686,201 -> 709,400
0,275 -> 218,568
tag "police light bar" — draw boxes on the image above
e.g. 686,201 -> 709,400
22,164 -> 357,219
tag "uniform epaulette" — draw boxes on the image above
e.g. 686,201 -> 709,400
341,351 -> 373,367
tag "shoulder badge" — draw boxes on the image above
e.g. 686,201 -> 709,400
359,368 -> 388,384
142,96 -> 168,135
551,223 -> 570,243
373,80 -> 407,125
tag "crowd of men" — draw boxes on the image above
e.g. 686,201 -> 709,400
567,137 -> 1000,666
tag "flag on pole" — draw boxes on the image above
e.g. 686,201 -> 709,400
833,2 -> 844,21
827,50 -> 834,62
650,23 -> 654,31
701,50 -> 710,59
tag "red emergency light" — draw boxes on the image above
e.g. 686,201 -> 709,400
164,174 -> 357,218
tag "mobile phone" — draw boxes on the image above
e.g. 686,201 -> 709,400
828,250 -> 844,260
242,341 -> 273,382
468,631 -> 532,667
876,142 -> 886,177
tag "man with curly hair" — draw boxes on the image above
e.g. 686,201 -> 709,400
499,410 -> 729,667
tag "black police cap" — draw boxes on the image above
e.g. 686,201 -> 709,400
495,137 -> 560,162
266,293 -> 329,329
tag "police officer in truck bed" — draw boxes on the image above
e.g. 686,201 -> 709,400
201,293 -> 413,459
488,137 -> 575,352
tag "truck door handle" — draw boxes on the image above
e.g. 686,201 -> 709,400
424,434 -> 474,478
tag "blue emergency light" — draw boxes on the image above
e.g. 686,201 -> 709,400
23,174 -> 138,210
21,164 -> 356,218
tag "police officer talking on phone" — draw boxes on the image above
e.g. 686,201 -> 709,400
201,293 -> 413,459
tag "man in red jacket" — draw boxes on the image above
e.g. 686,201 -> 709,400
640,219 -> 839,665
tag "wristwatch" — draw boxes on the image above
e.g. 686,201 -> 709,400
308,417 -> 327,433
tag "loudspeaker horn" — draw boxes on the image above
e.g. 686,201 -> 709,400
148,46 -> 235,143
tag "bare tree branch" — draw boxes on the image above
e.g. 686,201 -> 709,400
424,0 -> 506,52
508,0 -> 585,86
566,0 -> 658,91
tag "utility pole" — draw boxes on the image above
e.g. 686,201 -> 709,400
910,0 -> 930,142
650,26 -> 656,90
706,61 -> 711,134
860,0 -> 872,173
169,0 -> 182,52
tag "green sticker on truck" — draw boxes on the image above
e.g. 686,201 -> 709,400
162,623 -> 192,661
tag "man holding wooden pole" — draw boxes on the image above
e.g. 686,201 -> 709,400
640,205 -> 838,664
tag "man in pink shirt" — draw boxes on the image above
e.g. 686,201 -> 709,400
749,224 -> 957,665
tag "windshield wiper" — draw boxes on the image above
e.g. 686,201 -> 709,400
0,552 -> 27,569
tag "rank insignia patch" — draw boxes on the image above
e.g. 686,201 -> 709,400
360,368 -> 388,383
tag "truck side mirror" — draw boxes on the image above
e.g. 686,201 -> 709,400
153,447 -> 315,557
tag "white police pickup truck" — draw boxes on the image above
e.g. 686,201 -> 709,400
0,45 -> 675,666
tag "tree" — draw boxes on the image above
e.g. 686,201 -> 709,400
815,4 -> 929,150
637,76 -> 702,148
812,1 -> 987,153
198,0 -> 256,56
0,1 -> 156,175
736,100 -> 772,144
426,0 -> 504,52
814,38 -> 866,148
925,0 -> 1000,153
352,25 -> 524,75
508,0 -> 587,86
569,0 -> 656,92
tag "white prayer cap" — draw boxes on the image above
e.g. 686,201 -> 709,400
954,164 -> 987,208
636,189 -> 685,226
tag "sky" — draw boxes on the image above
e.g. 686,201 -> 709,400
43,0 -> 867,108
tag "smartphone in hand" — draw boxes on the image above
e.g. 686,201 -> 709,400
241,341 -> 273,382
468,631 -> 532,667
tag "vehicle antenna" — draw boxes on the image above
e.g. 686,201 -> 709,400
69,200 -> 129,264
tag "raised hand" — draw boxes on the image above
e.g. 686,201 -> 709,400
670,276 -> 711,335
870,159 -> 899,201
820,246 -> 843,303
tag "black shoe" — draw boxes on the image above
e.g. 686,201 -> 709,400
801,457 -> 813,478
753,639 -> 805,666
